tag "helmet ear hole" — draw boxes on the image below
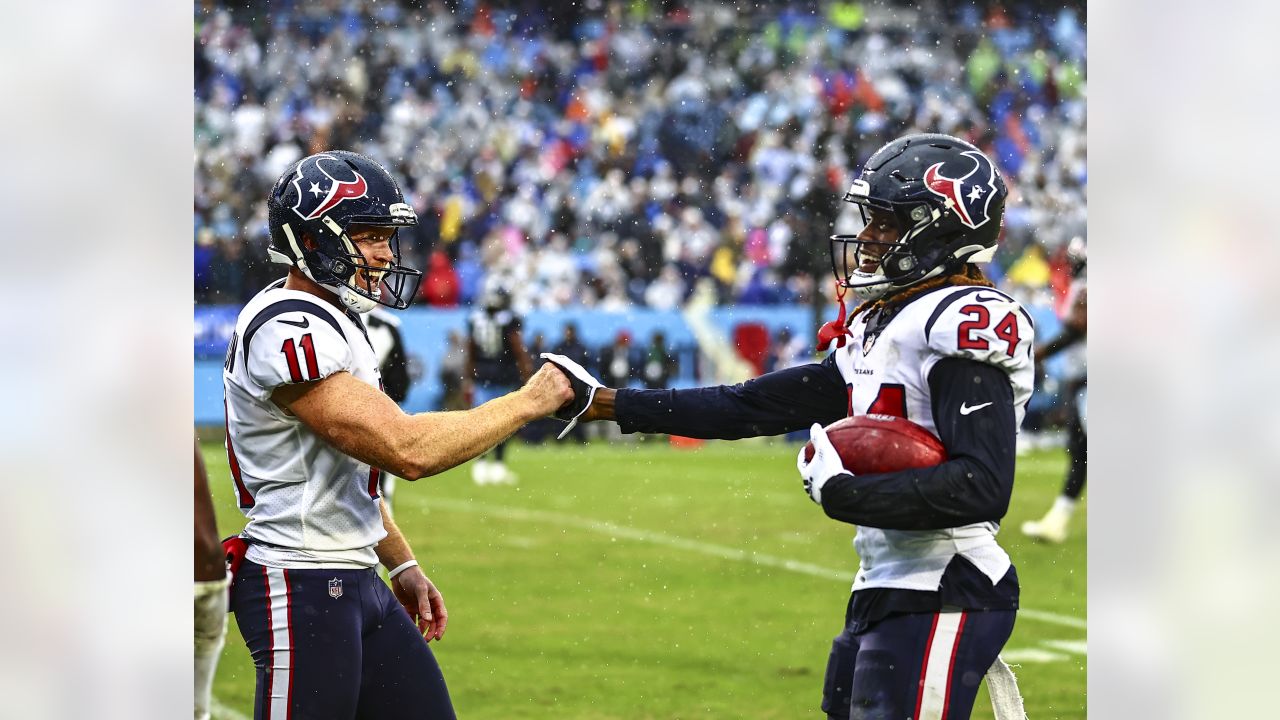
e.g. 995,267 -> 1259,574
301,233 -> 317,251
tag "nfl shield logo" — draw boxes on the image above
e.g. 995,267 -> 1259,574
328,577 -> 343,599
863,333 -> 877,355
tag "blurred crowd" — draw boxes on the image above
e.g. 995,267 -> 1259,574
195,0 -> 1086,313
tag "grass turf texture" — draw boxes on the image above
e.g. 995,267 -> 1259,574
203,440 -> 1085,719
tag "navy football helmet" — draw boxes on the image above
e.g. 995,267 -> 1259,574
830,134 -> 1007,301
267,150 -> 422,313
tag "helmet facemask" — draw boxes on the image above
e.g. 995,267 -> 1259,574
830,194 -> 950,302
327,223 -> 422,314
276,214 -> 422,314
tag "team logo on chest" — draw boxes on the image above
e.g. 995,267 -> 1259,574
328,577 -> 344,599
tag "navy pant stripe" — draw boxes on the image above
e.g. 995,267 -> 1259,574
823,608 -> 1013,720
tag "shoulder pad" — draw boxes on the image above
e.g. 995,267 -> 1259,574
242,299 -> 352,395
922,287 -> 1035,373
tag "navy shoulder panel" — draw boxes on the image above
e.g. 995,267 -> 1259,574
242,298 -> 346,371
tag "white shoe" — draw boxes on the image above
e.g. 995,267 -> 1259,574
1021,506 -> 1070,544
471,460 -> 493,486
491,462 -> 519,485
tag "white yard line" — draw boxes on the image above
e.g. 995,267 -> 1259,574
1018,608 -> 1088,630
210,696 -> 251,720
1000,648 -> 1069,664
427,498 -> 1088,630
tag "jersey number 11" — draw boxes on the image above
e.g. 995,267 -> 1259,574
281,334 -> 320,383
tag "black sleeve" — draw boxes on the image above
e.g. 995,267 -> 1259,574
614,353 -> 848,439
817,357 -> 1017,530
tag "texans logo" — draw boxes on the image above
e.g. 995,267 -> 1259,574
922,151 -> 999,229
291,153 -> 369,221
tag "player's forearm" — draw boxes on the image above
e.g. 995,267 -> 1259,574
611,362 -> 848,439
374,500 -> 415,569
395,390 -> 543,479
819,457 -> 1011,530
820,358 -> 1016,529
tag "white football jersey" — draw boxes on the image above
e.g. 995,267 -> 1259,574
831,284 -> 1035,593
222,279 -> 387,569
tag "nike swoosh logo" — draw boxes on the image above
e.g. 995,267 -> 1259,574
960,401 -> 993,415
278,317 -> 310,329
973,293 -> 1004,303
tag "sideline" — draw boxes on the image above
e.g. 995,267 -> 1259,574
427,498 -> 1087,630
210,696 -> 251,720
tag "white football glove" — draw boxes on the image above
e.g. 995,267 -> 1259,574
539,352 -> 604,440
796,423 -> 851,505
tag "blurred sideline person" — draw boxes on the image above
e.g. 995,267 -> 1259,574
465,285 -> 533,484
221,150 -> 572,719
641,330 -> 677,389
439,329 -> 468,411
1022,237 -> 1087,543
598,330 -> 636,442
547,135 -> 1032,720
194,440 -> 227,720
366,306 -> 411,512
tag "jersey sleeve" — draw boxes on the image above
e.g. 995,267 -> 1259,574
242,310 -> 352,399
615,354 -> 848,439
921,289 -> 1035,381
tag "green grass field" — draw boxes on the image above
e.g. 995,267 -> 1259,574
202,439 -> 1085,719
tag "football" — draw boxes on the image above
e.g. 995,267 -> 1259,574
803,414 -> 947,474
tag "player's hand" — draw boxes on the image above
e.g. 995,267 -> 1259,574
796,423 -> 850,505
392,566 -> 448,642
538,353 -> 604,439
520,361 -> 576,417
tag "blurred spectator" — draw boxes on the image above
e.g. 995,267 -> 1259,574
419,249 -> 461,308
600,330 -> 637,389
438,329 -> 468,413
766,327 -> 810,373
552,323 -> 592,374
642,331 -> 678,390
194,0 -> 1085,310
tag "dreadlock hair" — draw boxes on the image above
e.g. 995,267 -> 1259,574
850,263 -> 996,322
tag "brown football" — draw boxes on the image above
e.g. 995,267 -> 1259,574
803,414 -> 947,474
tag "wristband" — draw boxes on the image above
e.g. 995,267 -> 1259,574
388,560 -> 419,581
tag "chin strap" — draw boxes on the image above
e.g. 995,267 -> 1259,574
816,283 -> 855,352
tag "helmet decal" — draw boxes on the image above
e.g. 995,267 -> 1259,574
923,150 -> 999,229
290,153 -> 370,222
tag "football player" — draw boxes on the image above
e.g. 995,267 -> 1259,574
465,284 -> 533,484
221,150 -> 572,719
547,134 -> 1032,720
194,440 -> 226,720
365,306 -> 411,511
1022,237 -> 1087,543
